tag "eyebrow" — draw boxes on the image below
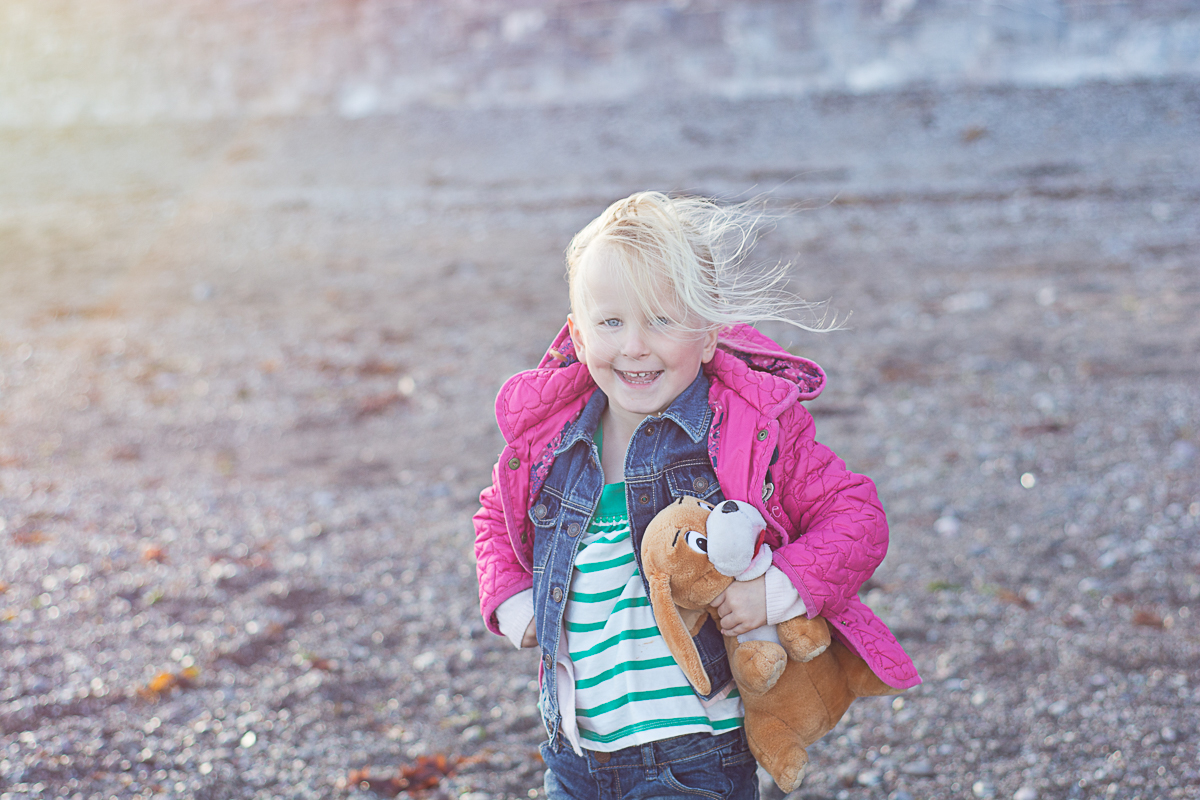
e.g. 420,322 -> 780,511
671,529 -> 680,547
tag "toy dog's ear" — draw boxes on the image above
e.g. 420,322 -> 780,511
642,495 -> 716,694
646,571 -> 711,695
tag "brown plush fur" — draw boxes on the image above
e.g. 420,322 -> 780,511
641,495 -> 901,792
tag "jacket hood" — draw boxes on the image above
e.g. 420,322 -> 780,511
497,321 -> 824,442
712,323 -> 825,402
494,323 -> 593,444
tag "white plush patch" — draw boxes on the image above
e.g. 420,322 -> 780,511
736,622 -> 782,646
706,499 -> 769,578
736,544 -> 773,582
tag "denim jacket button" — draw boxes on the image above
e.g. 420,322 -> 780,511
552,587 -> 563,603
544,652 -> 553,668
693,476 -> 709,492
644,424 -> 656,436
534,504 -> 548,519
566,522 -> 581,537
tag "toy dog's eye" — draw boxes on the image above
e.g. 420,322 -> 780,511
684,530 -> 708,555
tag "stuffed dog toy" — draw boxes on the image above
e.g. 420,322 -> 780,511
641,495 -> 901,791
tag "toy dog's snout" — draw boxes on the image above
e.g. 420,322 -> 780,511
707,500 -> 772,580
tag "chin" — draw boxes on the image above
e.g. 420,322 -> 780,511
621,399 -> 669,417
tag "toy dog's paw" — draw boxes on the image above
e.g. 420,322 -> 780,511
747,721 -> 810,793
795,643 -> 827,663
731,640 -> 787,696
774,760 -> 808,794
778,615 -> 832,663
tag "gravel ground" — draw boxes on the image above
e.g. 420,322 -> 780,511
3,79 -> 1199,799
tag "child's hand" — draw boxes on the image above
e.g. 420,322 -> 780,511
521,618 -> 537,648
713,575 -> 768,636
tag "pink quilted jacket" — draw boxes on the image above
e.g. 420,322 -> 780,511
474,323 -> 920,690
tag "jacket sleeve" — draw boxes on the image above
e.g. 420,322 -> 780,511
473,461 -> 534,635
770,405 -> 888,618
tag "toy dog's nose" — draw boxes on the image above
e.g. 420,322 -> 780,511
721,501 -> 739,514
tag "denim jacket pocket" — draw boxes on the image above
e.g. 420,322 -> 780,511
529,489 -> 563,573
665,458 -> 722,504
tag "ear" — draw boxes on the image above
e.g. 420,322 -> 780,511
699,326 -> 719,364
647,573 -> 711,695
566,314 -> 585,358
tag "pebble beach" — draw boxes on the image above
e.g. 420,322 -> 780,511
3,3 -> 1200,799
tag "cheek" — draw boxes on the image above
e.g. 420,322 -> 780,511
583,337 -> 619,363
664,341 -> 707,368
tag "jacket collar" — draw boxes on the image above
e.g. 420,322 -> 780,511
656,370 -> 713,444
555,370 -> 712,455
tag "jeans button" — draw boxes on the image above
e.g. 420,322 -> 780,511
593,751 -> 611,763
638,494 -> 650,505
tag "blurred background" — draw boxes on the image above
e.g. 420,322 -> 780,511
5,0 -> 1200,124
2,2 -> 1199,799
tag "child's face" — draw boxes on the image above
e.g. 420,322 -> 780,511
567,248 -> 718,429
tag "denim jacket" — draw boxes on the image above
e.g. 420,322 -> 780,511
530,372 -> 732,750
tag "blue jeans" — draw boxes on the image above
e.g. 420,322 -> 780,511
540,729 -> 759,800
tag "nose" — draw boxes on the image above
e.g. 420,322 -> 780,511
619,324 -> 651,358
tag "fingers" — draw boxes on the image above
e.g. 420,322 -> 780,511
714,580 -> 768,636
715,590 -> 749,634
712,590 -> 728,612
717,605 -> 747,636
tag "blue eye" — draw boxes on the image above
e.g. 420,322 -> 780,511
601,318 -> 622,328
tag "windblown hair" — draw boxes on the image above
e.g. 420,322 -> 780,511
566,191 -> 831,335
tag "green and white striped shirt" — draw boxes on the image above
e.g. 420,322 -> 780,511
565,481 -> 742,751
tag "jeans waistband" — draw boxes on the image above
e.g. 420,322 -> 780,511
559,727 -> 746,768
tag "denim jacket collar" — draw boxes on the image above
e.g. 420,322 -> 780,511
554,370 -> 711,456
554,386 -> 605,456
657,371 -> 713,444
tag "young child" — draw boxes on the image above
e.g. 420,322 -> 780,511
474,192 -> 919,799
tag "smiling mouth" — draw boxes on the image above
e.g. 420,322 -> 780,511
616,369 -> 663,385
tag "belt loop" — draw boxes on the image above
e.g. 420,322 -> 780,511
640,743 -> 657,779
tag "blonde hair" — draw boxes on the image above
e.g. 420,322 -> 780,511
566,191 -> 829,335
